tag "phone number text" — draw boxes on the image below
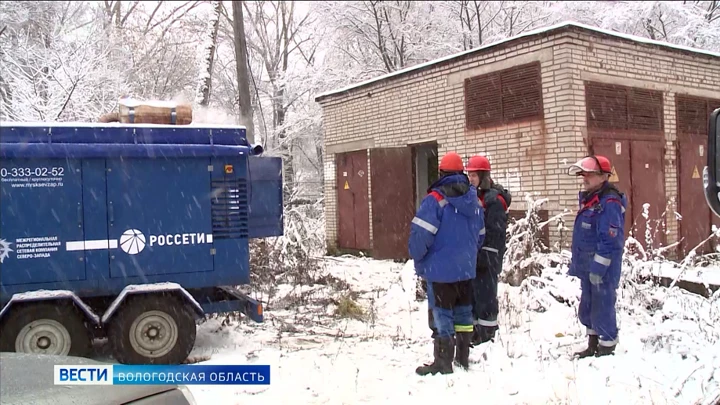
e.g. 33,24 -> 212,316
0,167 -> 65,177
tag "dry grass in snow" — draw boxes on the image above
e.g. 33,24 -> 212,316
186,254 -> 720,405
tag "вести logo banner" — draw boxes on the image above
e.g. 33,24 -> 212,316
54,364 -> 270,386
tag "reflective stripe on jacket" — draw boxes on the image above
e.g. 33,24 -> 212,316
569,182 -> 627,287
409,173 -> 485,283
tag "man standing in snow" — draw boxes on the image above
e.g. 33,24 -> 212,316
567,155 -> 628,358
465,155 -> 512,348
409,152 -> 485,375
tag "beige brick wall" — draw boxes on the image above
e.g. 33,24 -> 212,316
318,28 -> 720,250
566,31 -> 720,246
322,152 -> 338,246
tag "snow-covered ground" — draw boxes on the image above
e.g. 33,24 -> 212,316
184,255 -> 720,405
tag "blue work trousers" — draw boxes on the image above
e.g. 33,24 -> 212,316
578,275 -> 619,345
426,280 -> 474,339
472,266 -> 499,328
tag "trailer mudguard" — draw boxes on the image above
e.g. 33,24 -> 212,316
0,290 -> 100,324
101,282 -> 205,324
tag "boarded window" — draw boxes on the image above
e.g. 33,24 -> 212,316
676,94 -> 720,137
465,62 -> 543,129
585,82 -> 663,132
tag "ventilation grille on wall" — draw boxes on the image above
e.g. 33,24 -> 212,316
585,82 -> 664,132
211,178 -> 249,239
676,95 -> 720,137
464,62 -> 543,130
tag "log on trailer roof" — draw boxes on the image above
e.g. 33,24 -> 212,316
314,21 -> 720,103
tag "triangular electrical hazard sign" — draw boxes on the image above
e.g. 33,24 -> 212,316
692,166 -> 700,179
608,166 -> 619,182
344,180 -> 350,190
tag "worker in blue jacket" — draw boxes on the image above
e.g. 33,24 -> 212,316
410,152 -> 485,375
465,155 -> 511,347
567,155 -> 627,358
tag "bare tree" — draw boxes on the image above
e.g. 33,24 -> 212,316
242,1 -> 313,199
453,0 -> 504,50
319,1 -> 458,75
96,1 -> 205,102
0,1 -> 115,121
232,1 -> 255,143
195,0 -> 221,107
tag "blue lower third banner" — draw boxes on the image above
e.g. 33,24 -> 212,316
54,364 -> 270,386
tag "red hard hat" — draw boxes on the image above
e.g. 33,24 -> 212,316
466,155 -> 491,172
568,155 -> 612,176
439,152 -> 464,172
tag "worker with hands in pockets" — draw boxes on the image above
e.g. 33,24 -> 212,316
465,155 -> 511,347
567,155 -> 627,358
409,152 -> 485,375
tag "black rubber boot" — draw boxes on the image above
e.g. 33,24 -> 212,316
416,339 -> 441,375
438,336 -> 455,373
454,332 -> 472,370
596,343 -> 616,357
574,335 -> 599,358
416,337 -> 454,376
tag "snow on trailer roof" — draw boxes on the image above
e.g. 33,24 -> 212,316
315,21 -> 720,102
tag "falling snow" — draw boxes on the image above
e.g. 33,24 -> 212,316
180,255 -> 720,405
1,2 -> 719,404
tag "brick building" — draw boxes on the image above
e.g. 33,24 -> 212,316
315,22 -> 720,260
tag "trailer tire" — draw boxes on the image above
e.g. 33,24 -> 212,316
108,294 -> 196,365
0,302 -> 92,357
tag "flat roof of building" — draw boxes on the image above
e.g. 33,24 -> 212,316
315,21 -> 720,103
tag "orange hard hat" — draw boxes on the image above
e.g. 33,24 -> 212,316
439,152 -> 464,172
466,155 -> 491,172
568,155 -> 612,176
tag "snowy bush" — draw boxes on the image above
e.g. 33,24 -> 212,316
249,199 -> 327,295
500,194 -> 720,391
623,200 -> 681,264
498,192 -> 720,338
204,198 -> 331,325
502,193 -> 571,287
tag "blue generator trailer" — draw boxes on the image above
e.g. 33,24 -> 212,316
0,122 -> 283,364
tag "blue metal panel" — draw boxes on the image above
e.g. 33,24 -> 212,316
211,240 -> 250,284
106,158 -> 214,278
209,128 -> 248,146
197,287 -> 263,322
210,156 -> 251,285
248,156 -> 284,238
0,125 -> 52,143
0,124 -> 247,146
134,127 -> 206,145
1,271 -> 251,300
81,160 -> 109,290
0,158 -> 86,285
0,124 -> 136,144
50,126 -> 136,144
0,143 -> 256,159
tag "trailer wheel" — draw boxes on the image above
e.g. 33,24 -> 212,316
0,303 -> 92,357
108,294 -> 196,365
